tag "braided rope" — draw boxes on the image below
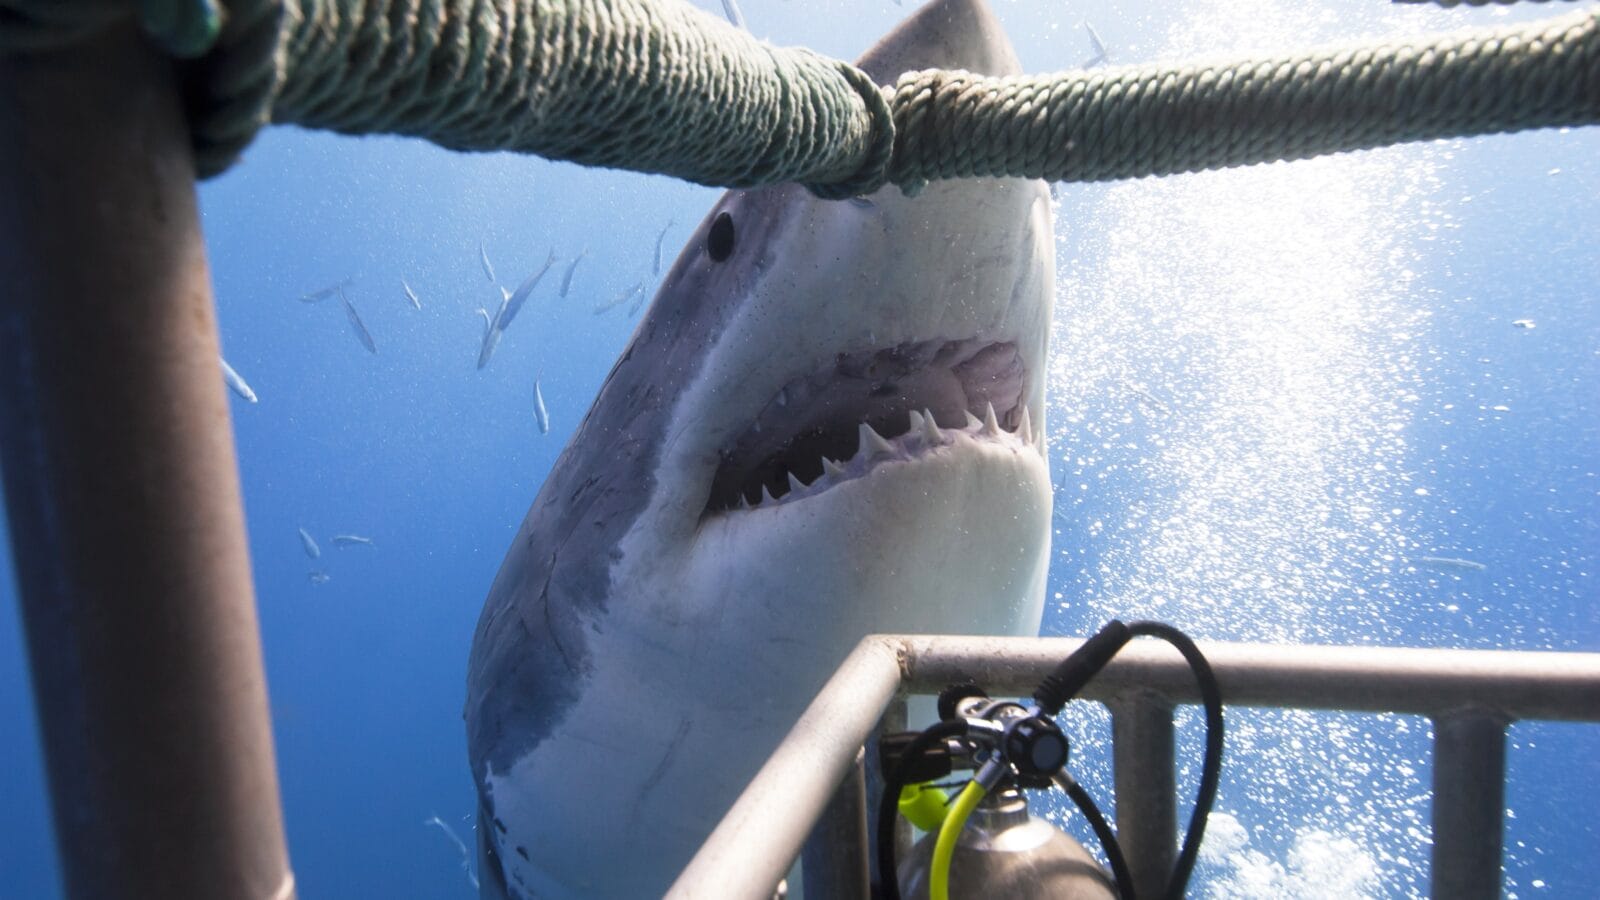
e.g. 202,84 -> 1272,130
2,1 -> 1596,195
887,8 -> 1600,187
266,0 -> 886,193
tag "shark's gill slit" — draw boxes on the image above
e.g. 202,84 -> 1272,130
704,338 -> 1034,514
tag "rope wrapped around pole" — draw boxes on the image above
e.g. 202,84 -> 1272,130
1,1 -> 1596,196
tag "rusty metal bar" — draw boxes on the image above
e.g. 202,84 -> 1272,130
0,24 -> 294,900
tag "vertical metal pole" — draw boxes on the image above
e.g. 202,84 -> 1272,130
870,694 -> 910,885
0,23 -> 295,900
1430,711 -> 1507,900
801,750 -> 870,900
1110,694 -> 1176,900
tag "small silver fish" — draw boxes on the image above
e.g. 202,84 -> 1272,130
654,221 -> 674,275
478,287 -> 513,369
338,286 -> 378,354
299,278 -> 353,303
479,243 -> 497,284
331,534 -> 375,548
308,570 -> 331,585
719,0 -> 746,30
534,379 -> 550,435
1417,556 -> 1488,572
560,249 -> 587,298
402,279 -> 422,310
298,527 -> 321,560
594,282 -> 645,315
1512,319 -> 1536,329
220,355 -> 258,404
425,814 -> 480,891
496,249 -> 559,335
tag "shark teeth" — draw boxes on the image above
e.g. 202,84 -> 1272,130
736,407 -> 1040,512
858,422 -> 898,460
981,402 -> 1002,437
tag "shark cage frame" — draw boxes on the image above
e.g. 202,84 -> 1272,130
668,634 -> 1600,900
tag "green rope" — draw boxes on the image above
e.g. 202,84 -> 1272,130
2,1 -> 1597,197
885,9 -> 1600,189
259,0 -> 892,197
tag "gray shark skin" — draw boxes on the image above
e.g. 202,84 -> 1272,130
465,1 -> 1055,896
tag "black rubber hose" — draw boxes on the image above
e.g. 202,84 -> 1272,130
876,718 -> 970,900
1126,621 -> 1225,900
1054,771 -> 1136,900
1034,619 -> 1133,715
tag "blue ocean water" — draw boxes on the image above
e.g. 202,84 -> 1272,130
2,1 -> 1595,897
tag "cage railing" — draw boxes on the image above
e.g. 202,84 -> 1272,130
667,634 -> 1600,900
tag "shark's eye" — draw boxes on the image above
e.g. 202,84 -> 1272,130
707,212 -> 735,262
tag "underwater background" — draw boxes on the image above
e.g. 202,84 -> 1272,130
2,0 -> 1595,896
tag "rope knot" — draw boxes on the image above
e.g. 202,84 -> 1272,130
804,59 -> 896,200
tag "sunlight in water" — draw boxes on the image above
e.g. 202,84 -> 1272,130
1038,2 -> 1478,895
1048,145 -> 1437,643
1045,146 -> 1441,900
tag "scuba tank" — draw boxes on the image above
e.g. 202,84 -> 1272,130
877,619 -> 1226,900
897,786 -> 1116,899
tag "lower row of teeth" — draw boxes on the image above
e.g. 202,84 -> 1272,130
739,402 -> 1035,509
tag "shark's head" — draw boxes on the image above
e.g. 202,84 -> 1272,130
466,1 -> 1054,895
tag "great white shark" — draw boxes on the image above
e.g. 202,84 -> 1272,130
465,0 -> 1055,895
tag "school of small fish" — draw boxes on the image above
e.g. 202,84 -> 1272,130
298,528 -> 377,584
267,223 -> 675,587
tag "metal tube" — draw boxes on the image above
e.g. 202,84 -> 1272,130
897,636 -> 1600,722
1110,694 -> 1176,900
0,24 -> 294,900
870,694 -> 911,883
1430,711 -> 1508,900
800,750 -> 870,900
672,635 -> 1599,893
667,638 -> 902,899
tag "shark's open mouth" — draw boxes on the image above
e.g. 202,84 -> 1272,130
705,337 -> 1037,514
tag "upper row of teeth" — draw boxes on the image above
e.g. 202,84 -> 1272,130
739,402 -> 1036,509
